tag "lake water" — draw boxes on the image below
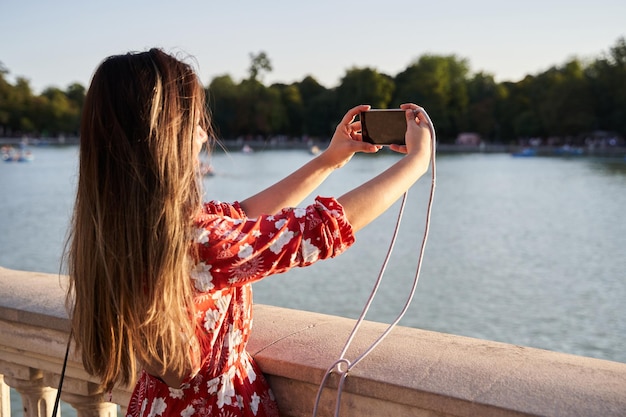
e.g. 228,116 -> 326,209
1,145 -> 625,371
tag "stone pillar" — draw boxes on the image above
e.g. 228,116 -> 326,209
4,372 -> 57,417
61,392 -> 118,417
1,375 -> 11,417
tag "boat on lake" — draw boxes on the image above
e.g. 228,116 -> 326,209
512,148 -> 537,157
1,146 -> 34,162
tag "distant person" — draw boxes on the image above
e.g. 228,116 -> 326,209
65,48 -> 431,417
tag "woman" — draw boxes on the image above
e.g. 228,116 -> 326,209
66,48 -> 431,417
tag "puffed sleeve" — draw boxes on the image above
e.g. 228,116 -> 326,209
190,197 -> 355,291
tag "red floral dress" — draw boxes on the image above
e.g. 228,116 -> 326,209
126,197 -> 355,417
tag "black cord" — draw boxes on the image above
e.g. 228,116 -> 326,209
53,330 -> 72,417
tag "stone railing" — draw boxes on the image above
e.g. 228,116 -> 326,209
1,266 -> 625,417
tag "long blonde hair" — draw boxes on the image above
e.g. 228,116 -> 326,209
66,49 -> 212,391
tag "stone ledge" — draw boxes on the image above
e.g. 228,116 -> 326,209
248,304 -> 626,417
1,266 -> 625,417
0,267 -> 69,332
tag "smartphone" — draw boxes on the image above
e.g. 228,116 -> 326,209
360,109 -> 407,145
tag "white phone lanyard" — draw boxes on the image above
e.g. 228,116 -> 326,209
313,108 -> 437,417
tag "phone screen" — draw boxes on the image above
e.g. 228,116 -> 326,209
360,109 -> 406,145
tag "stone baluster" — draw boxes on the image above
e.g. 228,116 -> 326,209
1,375 -> 11,417
42,374 -> 117,417
60,393 -> 117,417
3,370 -> 56,417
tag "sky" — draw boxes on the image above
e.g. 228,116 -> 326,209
1,0 -> 625,94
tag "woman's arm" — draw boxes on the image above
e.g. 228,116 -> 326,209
240,104 -> 380,218
338,103 -> 432,232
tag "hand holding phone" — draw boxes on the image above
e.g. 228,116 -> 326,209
360,109 -> 407,145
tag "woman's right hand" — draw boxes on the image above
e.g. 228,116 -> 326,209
318,104 -> 382,170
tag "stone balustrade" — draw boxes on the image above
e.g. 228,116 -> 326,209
1,266 -> 625,417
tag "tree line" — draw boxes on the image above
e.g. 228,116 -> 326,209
1,37 -> 624,144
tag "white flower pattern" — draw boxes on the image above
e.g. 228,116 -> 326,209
147,398 -> 166,417
168,387 -> 184,399
293,207 -> 306,218
250,392 -> 260,416
190,262 -> 214,291
269,230 -> 294,254
238,243 -> 253,259
301,238 -> 321,264
195,228 -> 210,244
180,405 -> 195,417
203,308 -> 220,331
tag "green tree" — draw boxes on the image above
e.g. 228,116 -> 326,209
393,55 -> 470,141
335,67 -> 394,111
236,78 -> 283,137
498,77 -> 544,140
464,72 -> 505,141
272,83 -> 304,137
536,60 -> 594,138
65,82 -> 85,134
0,62 -> 11,132
296,76 -> 332,137
66,83 -> 85,111
208,75 -> 240,139
41,86 -> 80,135
10,77 -> 35,134
587,37 -> 626,136
297,75 -> 327,103
305,89 -> 338,138
248,51 -> 272,82
219,52 -> 285,138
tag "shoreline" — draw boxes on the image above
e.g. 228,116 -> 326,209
2,137 -> 626,159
